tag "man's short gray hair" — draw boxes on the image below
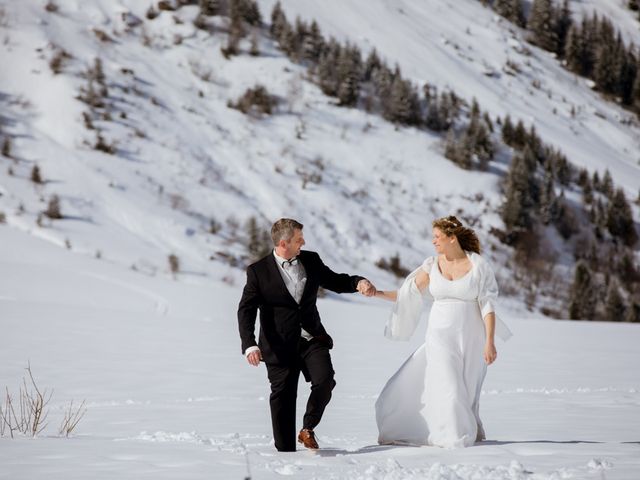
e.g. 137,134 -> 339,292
271,218 -> 303,246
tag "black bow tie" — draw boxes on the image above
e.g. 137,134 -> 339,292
281,257 -> 299,267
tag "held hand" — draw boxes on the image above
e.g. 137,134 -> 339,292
484,342 -> 497,365
357,279 -> 377,297
246,350 -> 262,366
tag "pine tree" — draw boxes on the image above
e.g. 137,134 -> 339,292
502,150 -> 540,230
528,0 -> 559,53
607,188 -> 638,246
386,76 -> 420,125
632,61 -> 640,113
554,0 -> 573,57
270,1 -> 286,38
372,63 -> 394,116
593,36 -> 618,93
539,170 -> 557,225
624,299 -> 640,323
618,47 -> 637,105
554,192 -> 577,238
317,40 -> 340,96
564,24 -> 582,73
582,176 -> 593,204
501,114 -> 514,145
302,20 -> 323,64
605,278 -> 626,322
246,217 -> 272,262
494,0 -> 525,27
336,45 -> 362,107
601,169 -> 614,198
568,260 -> 597,320
363,48 -> 381,82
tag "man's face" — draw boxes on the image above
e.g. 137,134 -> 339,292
283,229 -> 305,258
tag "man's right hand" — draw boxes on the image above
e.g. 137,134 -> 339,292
246,349 -> 262,366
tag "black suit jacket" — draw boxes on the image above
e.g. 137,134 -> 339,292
237,250 -> 364,365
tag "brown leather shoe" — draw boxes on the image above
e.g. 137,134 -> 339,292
297,428 -> 319,449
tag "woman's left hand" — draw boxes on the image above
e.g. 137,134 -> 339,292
484,341 -> 497,365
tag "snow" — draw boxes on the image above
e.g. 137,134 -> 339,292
2,225 -> 640,479
1,0 -> 640,478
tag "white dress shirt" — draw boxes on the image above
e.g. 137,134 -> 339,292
244,250 -> 313,357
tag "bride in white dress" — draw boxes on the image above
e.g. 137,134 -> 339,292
374,216 -> 511,448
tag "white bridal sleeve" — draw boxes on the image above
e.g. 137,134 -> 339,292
477,255 -> 513,342
384,260 -> 432,341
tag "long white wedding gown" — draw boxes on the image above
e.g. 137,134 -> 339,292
375,252 -> 511,448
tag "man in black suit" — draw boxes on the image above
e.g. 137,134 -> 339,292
238,218 -> 376,452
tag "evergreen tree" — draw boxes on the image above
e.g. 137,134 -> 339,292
605,278 -> 626,322
632,62 -> 640,113
386,76 -> 420,125
502,149 -> 540,230
363,48 -> 381,82
528,0 -> 559,53
601,169 -> 614,198
494,0 -> 526,27
568,260 -> 597,320
618,47 -> 637,106
564,24 -> 582,73
302,20 -> 323,64
539,170 -> 557,225
336,45 -> 362,107
624,299 -> 640,323
501,114 -> 514,145
270,1 -> 286,38
554,193 -> 578,238
372,63 -> 394,116
246,217 -> 272,262
592,171 -> 601,191
607,188 -> 638,246
593,35 -> 618,93
555,0 -> 572,57
317,39 -> 340,96
582,176 -> 593,204
512,119 -> 527,149
279,21 -> 298,59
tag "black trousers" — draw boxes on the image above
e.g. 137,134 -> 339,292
265,339 -> 336,452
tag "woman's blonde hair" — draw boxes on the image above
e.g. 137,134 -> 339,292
432,215 -> 481,254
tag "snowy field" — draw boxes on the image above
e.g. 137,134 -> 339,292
2,227 -> 639,480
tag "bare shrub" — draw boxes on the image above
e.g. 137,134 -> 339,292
92,28 -> 113,43
376,254 -> 410,278
157,1 -> 176,11
44,0 -> 59,13
228,85 -> 277,116
49,48 -> 72,75
168,254 -> 180,276
0,212 -> 6,224
58,400 -> 87,437
146,5 -> 159,20
30,165 -> 43,184
2,137 -> 12,158
94,134 -> 116,154
0,364 -> 53,438
44,194 -> 62,219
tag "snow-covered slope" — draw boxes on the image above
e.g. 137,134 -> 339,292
1,0 -> 638,292
2,221 -> 640,479
2,1 -> 640,477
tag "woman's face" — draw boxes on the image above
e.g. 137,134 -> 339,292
432,227 -> 452,254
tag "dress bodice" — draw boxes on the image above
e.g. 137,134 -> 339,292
423,254 -> 480,302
